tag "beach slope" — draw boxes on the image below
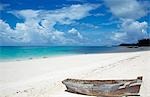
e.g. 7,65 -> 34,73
0,50 -> 150,97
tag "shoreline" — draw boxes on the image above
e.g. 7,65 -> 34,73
0,46 -> 149,62
0,50 -> 150,97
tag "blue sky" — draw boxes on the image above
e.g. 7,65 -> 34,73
0,0 -> 149,46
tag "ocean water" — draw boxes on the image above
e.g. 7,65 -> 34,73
0,46 -> 141,61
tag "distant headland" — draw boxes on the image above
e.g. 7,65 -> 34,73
119,38 -> 150,47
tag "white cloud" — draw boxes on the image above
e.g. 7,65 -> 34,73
100,20 -> 120,26
104,0 -> 149,44
93,13 -> 105,17
104,0 -> 147,19
10,4 -> 99,24
112,19 -> 148,43
68,28 -> 83,39
80,23 -> 99,29
12,10 -> 39,19
72,22 -> 100,29
0,4 -> 99,45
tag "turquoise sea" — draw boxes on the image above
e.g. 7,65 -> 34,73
0,46 -> 146,61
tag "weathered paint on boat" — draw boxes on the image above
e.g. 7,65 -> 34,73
62,76 -> 142,97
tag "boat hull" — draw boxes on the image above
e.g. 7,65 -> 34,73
62,76 -> 142,97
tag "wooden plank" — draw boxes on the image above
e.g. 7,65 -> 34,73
62,76 -> 142,97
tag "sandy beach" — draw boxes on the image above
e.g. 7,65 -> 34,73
0,50 -> 150,97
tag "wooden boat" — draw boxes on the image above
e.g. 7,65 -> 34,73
62,76 -> 142,97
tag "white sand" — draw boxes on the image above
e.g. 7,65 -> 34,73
0,50 -> 150,97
